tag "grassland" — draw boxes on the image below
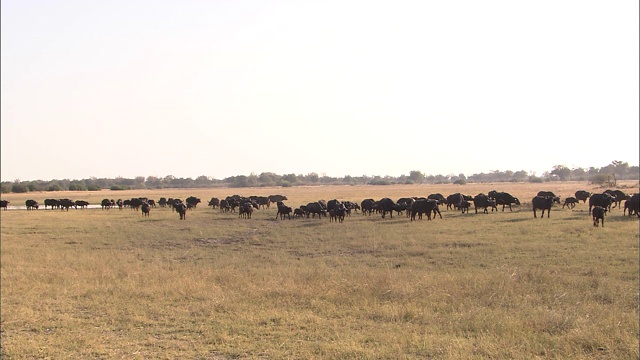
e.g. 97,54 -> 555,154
1,181 -> 638,359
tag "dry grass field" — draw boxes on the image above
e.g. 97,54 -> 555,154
1,181 -> 638,359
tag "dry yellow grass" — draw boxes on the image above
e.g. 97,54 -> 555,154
1,181 -> 638,359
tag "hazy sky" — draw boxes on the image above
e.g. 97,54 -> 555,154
2,1 -> 638,182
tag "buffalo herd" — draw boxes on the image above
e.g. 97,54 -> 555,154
3,190 -> 638,227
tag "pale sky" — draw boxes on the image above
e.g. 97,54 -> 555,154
2,0 -> 638,182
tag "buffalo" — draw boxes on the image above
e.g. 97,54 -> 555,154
488,191 -> 520,212
175,203 -> 187,220
268,195 -> 288,203
239,203 -> 254,219
473,194 -> 496,214
101,198 -> 113,210
275,201 -> 292,220
305,202 -> 327,219
603,189 -> 630,209
537,191 -> 561,204
623,193 -> 639,217
410,199 -> 441,221
377,198 -> 397,219
589,193 -> 616,215
208,197 -> 220,209
532,196 -> 554,218
186,196 -> 201,209
141,202 -> 151,217
44,199 -> 60,209
0,200 -> 9,210
360,199 -> 376,216
562,197 -> 579,209
75,200 -> 89,209
575,190 -> 591,203
59,198 -> 75,211
25,199 -> 39,210
592,206 -> 606,227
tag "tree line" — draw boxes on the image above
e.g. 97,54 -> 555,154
1,161 -> 638,194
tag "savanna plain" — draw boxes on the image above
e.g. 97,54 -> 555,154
1,181 -> 638,359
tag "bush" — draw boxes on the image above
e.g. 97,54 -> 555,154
11,183 -> 29,193
87,185 -> 102,191
453,179 -> 466,185
529,177 -> 544,183
110,185 -> 129,191
46,184 -> 63,191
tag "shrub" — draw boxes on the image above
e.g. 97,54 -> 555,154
453,179 -> 466,185
11,183 -> 29,193
529,177 -> 544,183
87,185 -> 102,191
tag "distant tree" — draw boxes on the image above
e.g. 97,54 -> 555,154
11,183 -> 29,193
551,165 -> 572,181
408,170 -> 425,184
306,173 -> 319,184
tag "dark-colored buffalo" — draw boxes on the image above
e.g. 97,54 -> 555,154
473,194 -> 496,214
0,200 -> 9,210
44,199 -> 60,209
377,198 -> 397,219
537,191 -> 561,204
623,193 -> 639,217
208,197 -> 220,209
603,189 -> 630,209
25,199 -> 39,210
575,190 -> 591,203
488,191 -> 520,212
75,200 -> 89,209
175,203 -> 187,220
59,198 -> 75,211
592,206 -> 606,227
360,199 -> 376,216
410,199 -> 441,221
141,202 -> 151,217
588,193 -> 616,215
562,197 -> 579,209
268,195 -> 288,203
532,196 -> 554,218
186,196 -> 201,209
275,201 -> 292,220
305,202 -> 326,218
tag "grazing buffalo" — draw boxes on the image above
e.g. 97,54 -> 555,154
141,202 -> 151,217
208,197 -> 220,209
0,200 -> 9,210
592,206 -> 606,227
219,199 -> 231,212
427,193 -> 447,205
305,202 -> 326,219
25,199 -> 39,210
575,190 -> 591,203
588,193 -> 616,215
74,200 -> 89,209
537,191 -> 561,204
129,198 -> 143,211
293,208 -> 306,219
532,196 -> 554,218
275,201 -> 292,220
158,198 -> 168,208
603,190 -> 630,209
44,199 -> 60,209
343,201 -> 360,215
623,193 -> 639,217
360,199 -> 376,216
59,198 -> 75,211
175,203 -> 187,220
116,199 -> 123,210
458,200 -> 471,214
473,194 -> 496,214
488,191 -> 520,212
250,196 -> 270,209
101,198 -> 113,210
147,199 -> 156,208
410,199 -> 441,221
239,203 -> 254,219
562,197 -> 579,209
446,193 -> 464,210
